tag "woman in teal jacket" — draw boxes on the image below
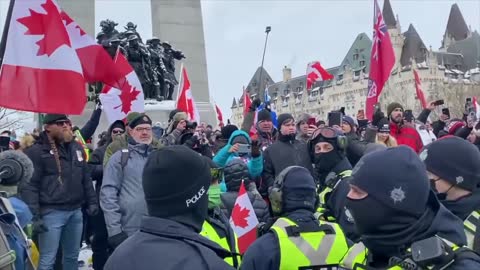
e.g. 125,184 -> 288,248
213,130 -> 263,191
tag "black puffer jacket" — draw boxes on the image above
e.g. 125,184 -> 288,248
20,132 -> 97,218
220,159 -> 270,223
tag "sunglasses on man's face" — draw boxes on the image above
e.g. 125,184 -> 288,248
112,129 -> 124,135
54,120 -> 72,127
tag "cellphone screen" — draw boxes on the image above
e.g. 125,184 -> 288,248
307,118 -> 316,126
328,112 -> 342,127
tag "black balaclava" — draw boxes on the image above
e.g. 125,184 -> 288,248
309,130 -> 344,175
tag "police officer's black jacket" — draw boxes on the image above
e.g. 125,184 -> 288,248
441,190 -> 480,221
240,209 -> 320,270
104,216 -> 235,270
20,132 -> 97,218
321,158 -> 359,242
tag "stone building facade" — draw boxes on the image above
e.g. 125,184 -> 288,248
231,1 -> 480,126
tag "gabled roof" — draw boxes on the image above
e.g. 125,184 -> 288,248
444,4 -> 470,42
246,66 -> 274,99
339,33 -> 372,74
382,0 -> 397,29
434,51 -> 465,71
231,98 -> 237,108
447,31 -> 480,70
401,24 -> 428,67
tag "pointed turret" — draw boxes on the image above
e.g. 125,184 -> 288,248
442,3 -> 470,48
231,98 -> 237,109
382,0 -> 396,29
401,24 -> 428,67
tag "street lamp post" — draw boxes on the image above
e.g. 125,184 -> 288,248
258,26 -> 271,102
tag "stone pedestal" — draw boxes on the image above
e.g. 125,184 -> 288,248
150,0 -> 216,124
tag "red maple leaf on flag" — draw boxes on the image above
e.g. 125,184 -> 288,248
231,203 -> 250,228
114,82 -> 141,114
17,0 -> 71,56
60,11 -> 86,36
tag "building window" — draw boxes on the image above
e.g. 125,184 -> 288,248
284,89 -> 290,96
338,74 -> 344,80
343,65 -> 347,71
252,82 -> 256,87
296,87 -> 301,92
353,54 -> 359,60
354,70 -> 361,76
359,60 -> 365,66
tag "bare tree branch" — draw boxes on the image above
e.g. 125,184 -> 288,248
0,107 -> 29,131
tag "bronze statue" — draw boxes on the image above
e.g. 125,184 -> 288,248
162,41 -> 185,100
93,20 -> 186,101
125,35 -> 153,98
148,37 -> 168,101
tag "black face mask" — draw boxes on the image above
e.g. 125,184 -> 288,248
430,179 -> 451,201
314,151 -> 343,174
345,196 -> 393,235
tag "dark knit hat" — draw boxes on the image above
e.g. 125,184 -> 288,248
168,109 -> 182,122
351,146 -> 430,216
43,114 -> 69,124
377,118 -> 390,133
342,115 -> 355,129
387,102 -> 404,117
257,109 -> 272,123
142,146 -> 210,233
220,125 -> 238,140
279,166 -> 317,212
126,112 -> 142,125
277,113 -> 294,129
128,114 -> 152,128
421,137 -> 480,192
110,120 -> 125,131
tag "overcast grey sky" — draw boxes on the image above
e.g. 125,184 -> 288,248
1,0 -> 479,120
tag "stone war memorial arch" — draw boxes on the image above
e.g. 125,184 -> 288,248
58,0 -> 215,135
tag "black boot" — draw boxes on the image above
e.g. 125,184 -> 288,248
154,84 -> 164,101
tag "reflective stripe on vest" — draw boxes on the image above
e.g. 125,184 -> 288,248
341,236 -> 461,269
464,210 -> 480,249
200,221 -> 241,267
271,217 -> 348,270
74,130 -> 90,161
316,170 -> 352,221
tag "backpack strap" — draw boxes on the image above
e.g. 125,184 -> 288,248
120,149 -> 130,170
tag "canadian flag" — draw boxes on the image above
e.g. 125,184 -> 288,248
177,67 -> 200,122
215,103 -> 224,127
229,180 -> 259,254
60,10 -> 126,89
413,70 -> 427,109
99,49 -> 144,124
0,0 -> 86,114
306,61 -> 334,91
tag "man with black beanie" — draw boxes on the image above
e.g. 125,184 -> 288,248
341,146 -> 480,269
104,146 -> 235,270
261,114 -> 313,197
421,137 -> 480,251
385,102 -> 423,153
241,98 -> 278,150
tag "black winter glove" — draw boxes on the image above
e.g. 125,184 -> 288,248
108,232 -> 128,249
32,219 -> 48,234
251,140 -> 261,158
86,204 -> 99,216
372,110 -> 385,127
250,98 -> 261,112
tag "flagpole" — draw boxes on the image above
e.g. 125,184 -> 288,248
258,26 -> 271,102
0,0 -> 15,68
175,62 -> 184,107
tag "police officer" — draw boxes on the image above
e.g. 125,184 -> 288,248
342,146 -> 480,269
201,158 -> 241,268
241,166 -> 349,270
420,136 -> 480,252
308,127 -> 358,241
104,146 -> 235,270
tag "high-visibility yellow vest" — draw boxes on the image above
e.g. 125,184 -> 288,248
464,210 -> 480,250
341,236 -> 462,269
74,130 -> 90,161
200,220 -> 241,268
270,217 -> 349,270
316,170 -> 352,221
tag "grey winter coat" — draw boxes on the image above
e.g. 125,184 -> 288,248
100,142 -> 156,237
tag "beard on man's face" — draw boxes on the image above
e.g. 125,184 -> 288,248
49,128 -> 74,143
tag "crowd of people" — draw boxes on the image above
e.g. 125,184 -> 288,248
1,97 -> 480,270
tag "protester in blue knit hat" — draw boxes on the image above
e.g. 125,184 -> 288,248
342,146 -> 480,269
